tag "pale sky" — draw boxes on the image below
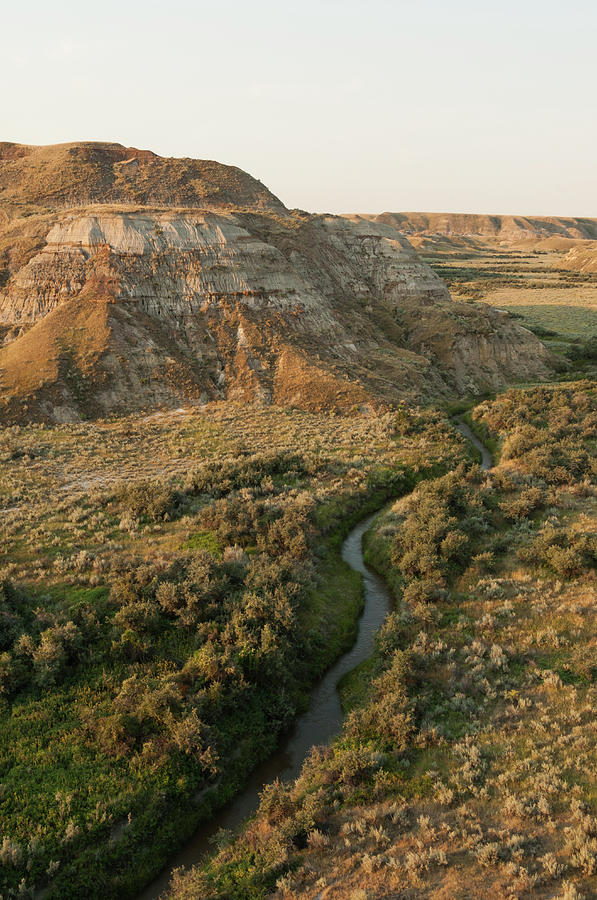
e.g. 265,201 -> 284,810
3,0 -> 596,216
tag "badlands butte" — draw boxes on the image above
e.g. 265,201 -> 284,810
0,141 -> 561,423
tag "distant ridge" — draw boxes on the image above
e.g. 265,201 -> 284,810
352,212 -> 597,242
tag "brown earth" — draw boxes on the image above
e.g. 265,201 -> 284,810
0,141 -> 285,218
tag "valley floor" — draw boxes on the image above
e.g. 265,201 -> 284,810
166,382 -> 597,900
0,403 -> 460,898
0,240 -> 596,900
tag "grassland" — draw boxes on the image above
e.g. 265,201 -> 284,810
167,382 -> 597,900
155,241 -> 597,900
421,240 -> 597,368
2,226 -> 597,900
0,403 -> 463,899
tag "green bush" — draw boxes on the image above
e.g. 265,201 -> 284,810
518,524 -> 597,577
116,479 -> 184,521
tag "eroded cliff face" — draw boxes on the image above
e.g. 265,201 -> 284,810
397,301 -> 552,394
0,206 -> 554,423
0,211 -> 447,327
561,242 -> 597,273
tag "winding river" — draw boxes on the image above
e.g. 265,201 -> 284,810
140,418 -> 492,898
454,415 -> 493,471
140,512 -> 391,899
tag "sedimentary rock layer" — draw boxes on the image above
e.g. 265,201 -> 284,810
0,143 -> 555,422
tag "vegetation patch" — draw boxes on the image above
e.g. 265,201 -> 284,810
0,404 -> 463,898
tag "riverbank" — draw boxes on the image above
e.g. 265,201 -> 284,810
141,452 -> 476,898
147,420 -> 492,897
141,509 -> 396,898
132,475 -> 416,900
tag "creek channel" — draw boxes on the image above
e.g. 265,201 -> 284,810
140,418 -> 492,898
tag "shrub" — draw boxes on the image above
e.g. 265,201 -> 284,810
518,525 -> 597,577
116,479 -> 184,521
499,486 -> 545,522
0,580 -> 25,651
32,622 -> 82,687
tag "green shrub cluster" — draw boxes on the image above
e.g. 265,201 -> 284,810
475,383 -> 597,485
0,441 -> 419,899
517,523 -> 597,577
0,579 -> 100,696
390,466 -> 494,599
182,451 -> 310,498
116,479 -> 184,522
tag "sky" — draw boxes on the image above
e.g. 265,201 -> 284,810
3,0 -> 596,216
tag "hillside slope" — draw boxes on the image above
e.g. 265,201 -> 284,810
561,242 -> 597,273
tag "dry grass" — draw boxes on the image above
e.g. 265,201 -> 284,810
258,496 -> 597,900
0,142 -> 284,219
266,552 -> 596,899
0,403 -> 461,586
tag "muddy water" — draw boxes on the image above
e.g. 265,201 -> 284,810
139,511 -> 392,899
454,416 -> 493,471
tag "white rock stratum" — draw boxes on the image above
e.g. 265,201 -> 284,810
0,206 -> 554,422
